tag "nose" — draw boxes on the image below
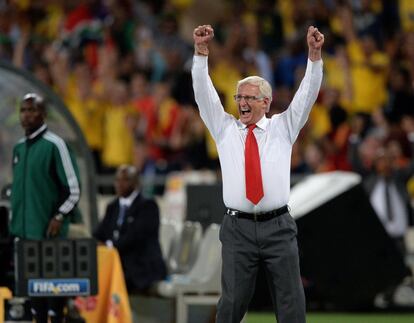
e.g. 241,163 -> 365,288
239,97 -> 248,106
20,110 -> 29,119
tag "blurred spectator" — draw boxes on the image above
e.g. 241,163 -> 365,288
349,119 -> 414,254
254,0 -> 284,55
243,12 -> 274,86
48,52 -> 106,172
93,164 -> 167,293
399,0 -> 414,32
304,141 -> 333,173
291,142 -> 310,174
385,64 -> 414,122
339,4 -> 389,114
132,80 -> 182,166
273,32 -> 307,88
131,70 -> 154,171
322,89 -> 352,171
102,80 -> 137,170
367,147 -> 413,251
397,31 -> 414,93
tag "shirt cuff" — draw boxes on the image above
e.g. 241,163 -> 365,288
307,58 -> 323,67
193,55 -> 208,69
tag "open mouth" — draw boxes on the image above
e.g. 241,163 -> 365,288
240,107 -> 251,115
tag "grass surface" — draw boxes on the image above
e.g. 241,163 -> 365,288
246,312 -> 414,323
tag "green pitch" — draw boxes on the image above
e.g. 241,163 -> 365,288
247,312 -> 414,323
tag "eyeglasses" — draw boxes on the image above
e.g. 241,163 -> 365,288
233,95 -> 264,103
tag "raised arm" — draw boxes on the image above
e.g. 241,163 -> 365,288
192,25 -> 230,142
283,26 -> 324,143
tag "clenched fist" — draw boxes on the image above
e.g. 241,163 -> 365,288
193,25 -> 214,56
307,26 -> 324,61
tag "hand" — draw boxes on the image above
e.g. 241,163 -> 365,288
307,26 -> 324,61
46,218 -> 63,238
193,25 -> 214,56
307,26 -> 324,50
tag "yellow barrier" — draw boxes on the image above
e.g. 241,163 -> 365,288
75,246 -> 132,323
0,287 -> 12,323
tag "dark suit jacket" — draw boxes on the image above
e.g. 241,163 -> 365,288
93,194 -> 167,292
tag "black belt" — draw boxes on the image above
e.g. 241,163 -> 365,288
226,205 -> 289,222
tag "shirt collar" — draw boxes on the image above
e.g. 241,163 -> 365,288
119,190 -> 139,208
237,115 -> 268,131
27,124 -> 47,140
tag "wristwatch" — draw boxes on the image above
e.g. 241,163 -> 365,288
54,213 -> 64,222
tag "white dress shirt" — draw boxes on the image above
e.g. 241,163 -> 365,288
370,179 -> 408,238
110,190 -> 139,241
119,190 -> 139,209
192,56 -> 323,213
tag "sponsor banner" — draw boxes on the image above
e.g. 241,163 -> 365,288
77,246 -> 132,323
28,278 -> 90,296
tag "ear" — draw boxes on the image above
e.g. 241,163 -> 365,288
263,97 -> 270,113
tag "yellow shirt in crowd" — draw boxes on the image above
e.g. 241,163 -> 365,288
65,78 -> 106,152
347,40 -> 389,114
400,0 -> 414,32
65,96 -> 105,151
102,104 -> 136,168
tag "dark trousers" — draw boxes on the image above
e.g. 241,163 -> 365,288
216,212 -> 306,323
31,297 -> 67,323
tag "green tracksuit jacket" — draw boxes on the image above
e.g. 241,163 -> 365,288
10,124 -> 81,239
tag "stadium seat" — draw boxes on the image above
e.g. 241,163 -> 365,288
159,219 -> 180,261
166,221 -> 202,274
157,223 -> 222,323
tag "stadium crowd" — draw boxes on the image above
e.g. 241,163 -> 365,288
1,0 -> 414,191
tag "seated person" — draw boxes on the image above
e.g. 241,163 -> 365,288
94,165 -> 167,293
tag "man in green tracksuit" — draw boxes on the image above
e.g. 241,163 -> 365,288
10,93 -> 81,323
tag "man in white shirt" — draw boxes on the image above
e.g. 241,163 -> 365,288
192,25 -> 324,323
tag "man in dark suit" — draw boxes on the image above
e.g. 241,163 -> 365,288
349,133 -> 414,306
94,165 -> 167,293
349,135 -> 414,254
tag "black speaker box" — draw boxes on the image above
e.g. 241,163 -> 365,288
186,183 -> 226,230
14,239 -> 98,297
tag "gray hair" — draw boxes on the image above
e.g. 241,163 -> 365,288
236,76 -> 272,112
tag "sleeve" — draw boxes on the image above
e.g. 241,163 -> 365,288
93,204 -> 113,242
52,139 -> 81,216
280,59 -> 323,144
191,55 -> 232,142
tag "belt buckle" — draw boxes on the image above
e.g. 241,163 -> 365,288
228,209 -> 237,217
253,213 -> 258,221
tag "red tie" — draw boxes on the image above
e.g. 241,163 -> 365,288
245,124 -> 264,204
